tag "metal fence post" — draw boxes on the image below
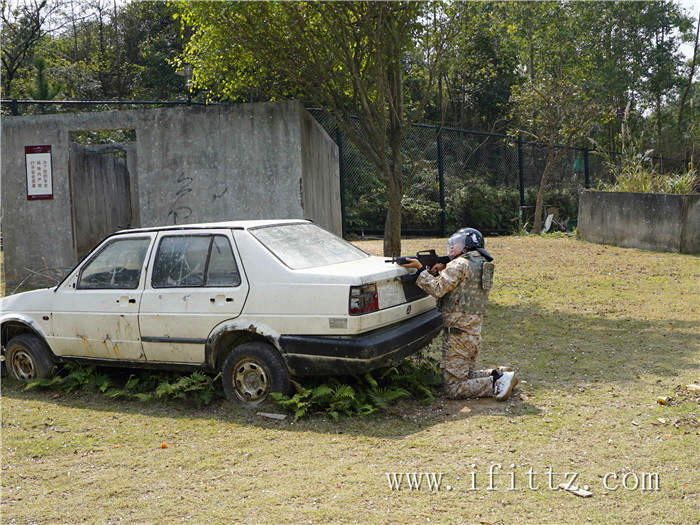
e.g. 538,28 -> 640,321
437,127 -> 446,237
517,133 -> 525,207
336,127 -> 347,237
584,148 -> 590,188
11,99 -> 18,115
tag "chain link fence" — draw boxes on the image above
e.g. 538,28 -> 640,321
309,108 -> 615,236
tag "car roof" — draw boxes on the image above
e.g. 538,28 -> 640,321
115,219 -> 310,235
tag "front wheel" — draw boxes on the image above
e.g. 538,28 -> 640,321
221,342 -> 291,406
6,333 -> 55,381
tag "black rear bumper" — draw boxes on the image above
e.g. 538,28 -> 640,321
279,308 -> 443,376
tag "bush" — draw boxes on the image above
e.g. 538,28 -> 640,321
271,352 -> 442,421
25,363 -> 222,408
602,167 -> 698,194
343,174 -> 582,235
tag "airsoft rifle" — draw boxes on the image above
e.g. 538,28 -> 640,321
385,249 -> 450,268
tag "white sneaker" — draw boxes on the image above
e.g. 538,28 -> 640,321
494,371 -> 516,401
497,367 -> 518,388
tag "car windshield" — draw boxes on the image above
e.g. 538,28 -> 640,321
249,223 -> 369,270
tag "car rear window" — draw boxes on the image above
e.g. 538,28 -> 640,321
249,223 -> 369,270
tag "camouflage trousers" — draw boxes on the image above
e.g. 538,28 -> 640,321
441,314 -> 495,399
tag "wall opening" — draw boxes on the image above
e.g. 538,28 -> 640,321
69,129 -> 137,259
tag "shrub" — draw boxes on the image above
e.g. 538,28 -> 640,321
271,352 -> 442,421
25,363 -> 222,408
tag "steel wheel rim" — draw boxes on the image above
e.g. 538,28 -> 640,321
233,358 -> 270,402
11,350 -> 36,380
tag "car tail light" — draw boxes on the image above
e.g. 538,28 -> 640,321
349,283 -> 379,315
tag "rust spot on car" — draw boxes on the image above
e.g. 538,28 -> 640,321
79,335 -> 92,356
103,336 -> 121,358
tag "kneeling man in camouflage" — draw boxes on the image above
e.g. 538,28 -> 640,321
401,228 -> 517,400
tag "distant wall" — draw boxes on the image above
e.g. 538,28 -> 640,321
577,190 -> 700,253
0,101 -> 340,289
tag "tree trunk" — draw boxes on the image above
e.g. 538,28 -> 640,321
677,10 -> 700,159
383,137 -> 403,257
532,143 -> 570,234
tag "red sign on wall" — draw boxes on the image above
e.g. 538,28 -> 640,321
25,145 -> 53,200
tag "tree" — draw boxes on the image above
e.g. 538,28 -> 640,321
512,74 -> 602,234
27,55 -> 61,101
178,1 -> 452,254
0,0 -> 65,98
433,2 -> 520,131
508,2 -> 605,234
677,9 -> 699,159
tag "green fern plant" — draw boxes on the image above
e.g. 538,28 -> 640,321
270,351 -> 441,421
25,364 -> 222,407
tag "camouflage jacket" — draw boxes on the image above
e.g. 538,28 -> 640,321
416,253 -> 494,323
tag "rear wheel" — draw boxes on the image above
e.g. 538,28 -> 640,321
221,342 -> 291,406
6,333 -> 55,381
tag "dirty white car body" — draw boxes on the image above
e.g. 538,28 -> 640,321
1,220 -> 443,404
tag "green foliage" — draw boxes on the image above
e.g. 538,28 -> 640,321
27,56 -> 61,100
598,105 -> 699,195
271,352 -> 442,421
446,179 -> 520,234
603,167 -> 699,194
25,363 -> 222,408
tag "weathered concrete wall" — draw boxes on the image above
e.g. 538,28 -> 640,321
299,107 -> 342,235
680,194 -> 700,254
578,190 -> 700,253
1,101 -> 340,289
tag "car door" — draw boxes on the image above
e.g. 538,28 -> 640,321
49,233 -> 155,360
138,229 -> 249,363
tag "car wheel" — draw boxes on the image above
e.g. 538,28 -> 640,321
6,333 -> 55,381
221,342 -> 291,406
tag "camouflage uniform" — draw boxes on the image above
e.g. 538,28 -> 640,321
416,253 -> 496,399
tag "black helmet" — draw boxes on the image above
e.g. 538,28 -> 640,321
449,227 -> 493,262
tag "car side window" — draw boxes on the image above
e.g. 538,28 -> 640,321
206,236 -> 241,286
152,236 -> 210,288
78,237 -> 151,289
152,234 -> 240,288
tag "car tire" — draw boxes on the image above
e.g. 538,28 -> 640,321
6,333 -> 55,382
221,341 -> 291,406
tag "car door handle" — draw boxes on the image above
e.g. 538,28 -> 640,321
210,295 -> 233,304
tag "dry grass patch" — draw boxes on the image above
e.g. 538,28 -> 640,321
2,235 -> 698,523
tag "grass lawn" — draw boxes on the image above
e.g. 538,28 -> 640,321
2,235 -> 698,523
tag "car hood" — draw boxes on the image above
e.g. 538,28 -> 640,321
1,288 -> 53,313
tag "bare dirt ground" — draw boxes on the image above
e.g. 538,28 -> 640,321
2,235 -> 698,523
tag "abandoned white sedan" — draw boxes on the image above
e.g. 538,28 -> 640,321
1,220 -> 442,404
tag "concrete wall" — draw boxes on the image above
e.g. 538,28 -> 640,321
577,190 -> 700,253
1,101 -> 340,289
299,108 -> 341,235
